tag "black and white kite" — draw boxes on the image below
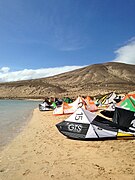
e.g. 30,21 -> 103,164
56,108 -> 135,140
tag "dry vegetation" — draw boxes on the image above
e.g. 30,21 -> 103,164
0,62 -> 135,99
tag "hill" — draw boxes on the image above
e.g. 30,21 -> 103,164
0,62 -> 135,99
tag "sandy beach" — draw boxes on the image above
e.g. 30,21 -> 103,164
0,108 -> 135,180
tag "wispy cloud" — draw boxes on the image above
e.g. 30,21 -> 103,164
113,38 -> 135,65
0,65 -> 84,82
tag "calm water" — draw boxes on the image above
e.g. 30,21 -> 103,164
0,100 -> 41,150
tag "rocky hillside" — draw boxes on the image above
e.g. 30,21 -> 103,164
0,62 -> 135,99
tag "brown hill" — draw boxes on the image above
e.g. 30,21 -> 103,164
0,62 -> 135,99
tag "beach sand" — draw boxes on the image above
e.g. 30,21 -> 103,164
0,108 -> 135,180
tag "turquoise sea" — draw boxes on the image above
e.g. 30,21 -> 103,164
0,100 -> 41,150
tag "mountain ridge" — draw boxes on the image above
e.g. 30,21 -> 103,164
0,62 -> 135,99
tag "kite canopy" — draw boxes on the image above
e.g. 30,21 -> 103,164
53,97 -> 86,115
53,96 -> 97,116
100,94 -> 135,118
112,107 -> 135,132
97,92 -> 117,106
62,97 -> 73,103
39,102 -> 54,111
85,96 -> 98,112
56,108 -> 135,140
100,110 -> 115,118
117,94 -> 135,112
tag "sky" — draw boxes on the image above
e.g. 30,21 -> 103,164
0,0 -> 135,82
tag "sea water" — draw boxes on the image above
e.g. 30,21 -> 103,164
0,99 -> 42,150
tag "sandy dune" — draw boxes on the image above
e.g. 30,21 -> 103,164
0,109 -> 135,180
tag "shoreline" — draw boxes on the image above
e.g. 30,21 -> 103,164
0,109 -> 135,180
0,100 -> 40,152
0,98 -> 43,101
0,109 -> 33,152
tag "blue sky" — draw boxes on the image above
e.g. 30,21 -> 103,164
0,0 -> 135,82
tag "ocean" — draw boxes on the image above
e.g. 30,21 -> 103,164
0,99 -> 42,150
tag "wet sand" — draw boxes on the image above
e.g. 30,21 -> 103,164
0,108 -> 135,180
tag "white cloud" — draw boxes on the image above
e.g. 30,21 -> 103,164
0,67 -> 10,73
0,65 -> 84,82
113,38 -> 135,65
